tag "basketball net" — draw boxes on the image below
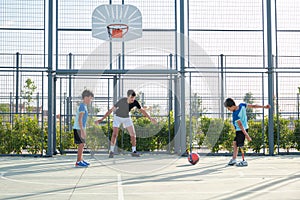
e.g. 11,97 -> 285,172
107,24 -> 129,39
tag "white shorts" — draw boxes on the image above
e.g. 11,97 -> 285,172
113,115 -> 133,128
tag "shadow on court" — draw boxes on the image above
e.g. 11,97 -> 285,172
0,155 -> 299,200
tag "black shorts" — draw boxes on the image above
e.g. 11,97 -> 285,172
234,129 -> 248,147
73,129 -> 86,144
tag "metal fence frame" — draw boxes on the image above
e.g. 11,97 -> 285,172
0,0 -> 300,156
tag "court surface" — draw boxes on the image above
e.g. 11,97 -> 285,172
0,154 -> 299,200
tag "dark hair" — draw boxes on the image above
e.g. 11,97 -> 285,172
127,89 -> 136,97
224,98 -> 236,107
82,89 -> 94,99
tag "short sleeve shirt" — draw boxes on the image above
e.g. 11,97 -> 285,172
114,97 -> 141,118
73,103 -> 88,130
232,103 -> 248,131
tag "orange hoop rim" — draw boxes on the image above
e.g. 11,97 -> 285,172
107,23 -> 129,29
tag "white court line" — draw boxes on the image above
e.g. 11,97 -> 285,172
118,174 -> 124,200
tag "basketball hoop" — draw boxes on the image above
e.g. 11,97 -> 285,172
92,5 -> 142,41
107,24 -> 129,39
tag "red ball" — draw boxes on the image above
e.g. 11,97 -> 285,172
188,153 -> 199,165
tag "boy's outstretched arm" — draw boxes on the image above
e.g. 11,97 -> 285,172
247,104 -> 271,109
95,106 -> 116,125
140,107 -> 157,124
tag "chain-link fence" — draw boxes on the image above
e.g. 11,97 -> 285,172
1,0 -> 300,155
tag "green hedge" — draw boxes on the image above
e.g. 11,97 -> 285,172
293,120 -> 300,151
265,116 -> 297,153
1,114 -> 299,155
0,115 -> 43,154
193,117 -> 235,153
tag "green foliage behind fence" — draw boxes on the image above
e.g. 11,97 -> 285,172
1,114 -> 300,155
0,115 -> 43,154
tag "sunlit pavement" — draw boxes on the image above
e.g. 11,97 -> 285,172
0,154 -> 299,200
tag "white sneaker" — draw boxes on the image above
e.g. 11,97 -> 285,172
236,160 -> 248,167
228,159 -> 237,166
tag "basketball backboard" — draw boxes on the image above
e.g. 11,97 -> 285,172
92,4 -> 142,42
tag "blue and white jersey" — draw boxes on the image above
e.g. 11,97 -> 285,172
73,103 -> 88,130
232,103 -> 248,131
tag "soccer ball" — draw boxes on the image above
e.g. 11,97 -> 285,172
188,152 -> 199,165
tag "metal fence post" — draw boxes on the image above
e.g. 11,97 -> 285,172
68,53 -> 73,132
220,54 -> 225,120
168,54 -> 173,152
267,0 -> 274,156
179,0 -> 186,155
47,0 -> 54,156
15,52 -> 20,114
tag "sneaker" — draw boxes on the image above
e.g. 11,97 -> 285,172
108,151 -> 114,158
75,161 -> 88,167
131,151 -> 140,157
236,160 -> 248,167
228,159 -> 237,166
82,160 -> 90,166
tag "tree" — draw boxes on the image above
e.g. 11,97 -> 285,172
191,93 -> 206,117
21,78 -> 37,112
243,92 -> 256,120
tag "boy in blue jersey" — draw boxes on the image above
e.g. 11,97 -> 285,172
73,89 -> 94,167
224,98 -> 270,166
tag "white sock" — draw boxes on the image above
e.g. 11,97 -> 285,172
132,146 -> 136,152
110,145 -> 115,152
